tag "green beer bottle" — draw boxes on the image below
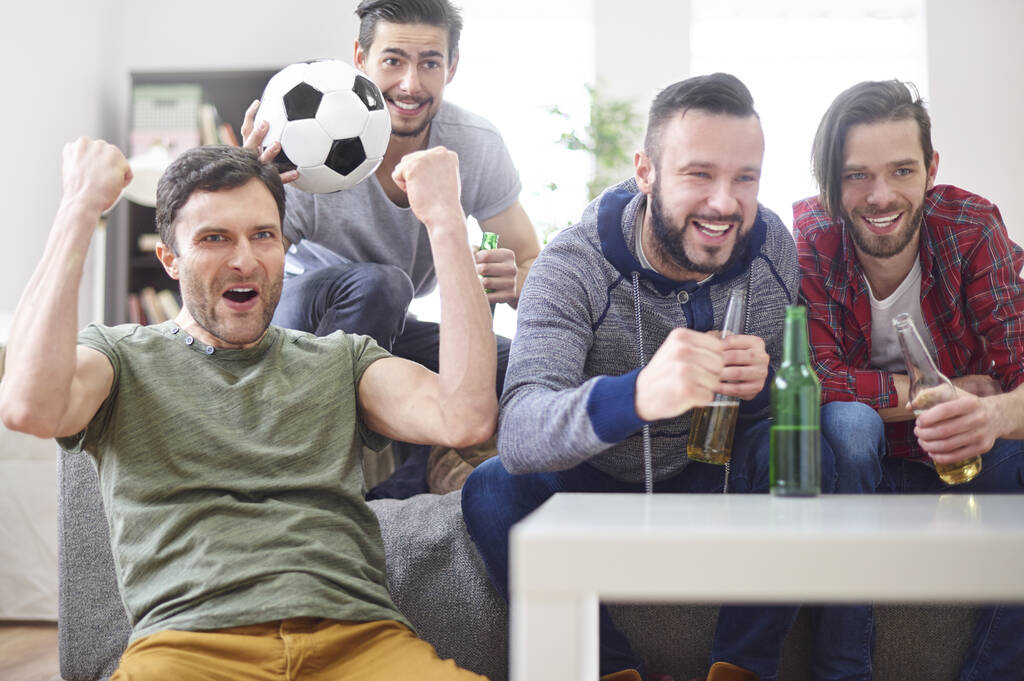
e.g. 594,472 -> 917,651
480,231 -> 499,251
770,305 -> 821,496
479,232 -> 499,294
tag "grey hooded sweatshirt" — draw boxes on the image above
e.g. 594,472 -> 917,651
498,179 -> 799,483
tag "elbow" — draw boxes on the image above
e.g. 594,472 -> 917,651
0,399 -> 59,439
450,414 -> 498,449
445,401 -> 498,449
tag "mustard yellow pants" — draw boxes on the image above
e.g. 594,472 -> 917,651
110,618 -> 489,681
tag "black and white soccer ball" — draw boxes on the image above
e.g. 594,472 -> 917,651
254,59 -> 391,193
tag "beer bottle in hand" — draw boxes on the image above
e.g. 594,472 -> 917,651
479,231 -> 499,295
770,305 -> 821,496
892,312 -> 981,485
687,286 -> 747,465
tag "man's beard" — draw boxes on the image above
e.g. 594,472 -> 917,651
179,271 -> 281,347
843,200 -> 925,259
648,182 -> 754,276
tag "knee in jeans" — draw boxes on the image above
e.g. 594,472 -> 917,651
822,402 -> 884,444
460,457 -> 506,535
342,263 -> 415,314
822,401 -> 885,480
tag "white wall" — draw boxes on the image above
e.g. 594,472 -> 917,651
0,1 -> 112,334
593,0 -> 691,115
927,0 -> 1024,245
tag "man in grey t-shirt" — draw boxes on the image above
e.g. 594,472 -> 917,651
244,0 -> 540,393
0,140 -> 496,680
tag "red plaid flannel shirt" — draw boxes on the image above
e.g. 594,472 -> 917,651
794,185 -> 1024,460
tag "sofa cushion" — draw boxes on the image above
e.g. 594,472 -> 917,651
372,493 -> 507,679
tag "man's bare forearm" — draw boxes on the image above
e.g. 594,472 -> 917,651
431,221 -> 499,444
989,383 -> 1024,440
0,200 -> 99,433
1,139 -> 128,436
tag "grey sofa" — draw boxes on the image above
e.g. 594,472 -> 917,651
58,447 -> 976,681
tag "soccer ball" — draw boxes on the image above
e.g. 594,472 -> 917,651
254,59 -> 391,193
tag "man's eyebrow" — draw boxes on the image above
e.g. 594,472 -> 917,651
843,158 -> 921,172
679,161 -> 761,173
381,47 -> 445,60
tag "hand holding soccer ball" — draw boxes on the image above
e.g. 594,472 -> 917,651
243,59 -> 391,193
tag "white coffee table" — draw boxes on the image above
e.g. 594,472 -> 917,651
509,493 -> 1024,681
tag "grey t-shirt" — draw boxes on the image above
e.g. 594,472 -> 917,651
58,322 -> 406,643
282,100 -> 522,297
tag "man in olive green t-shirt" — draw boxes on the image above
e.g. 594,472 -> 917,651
0,140 -> 497,681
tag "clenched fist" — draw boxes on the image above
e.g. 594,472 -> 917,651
635,328 -> 724,421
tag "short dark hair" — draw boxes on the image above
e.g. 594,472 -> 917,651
155,145 -> 285,252
644,73 -> 758,165
356,0 -> 463,63
811,80 -> 934,222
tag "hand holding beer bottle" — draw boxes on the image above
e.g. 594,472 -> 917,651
893,312 -> 982,485
688,287 -> 747,465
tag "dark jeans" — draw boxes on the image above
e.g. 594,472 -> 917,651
273,254 -> 511,500
822,401 -> 1024,681
462,418 -> 852,680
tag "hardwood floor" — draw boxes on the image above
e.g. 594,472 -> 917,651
0,622 -> 62,681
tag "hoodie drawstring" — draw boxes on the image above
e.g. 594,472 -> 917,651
632,272 -> 754,495
631,272 -> 655,495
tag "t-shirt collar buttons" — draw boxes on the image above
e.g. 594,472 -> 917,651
171,327 -> 214,354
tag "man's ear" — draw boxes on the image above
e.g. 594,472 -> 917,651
926,150 -> 939,190
446,50 -> 459,84
635,150 -> 656,195
155,241 -> 180,281
354,39 -> 367,72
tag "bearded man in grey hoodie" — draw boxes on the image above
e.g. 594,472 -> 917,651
461,74 -> 851,681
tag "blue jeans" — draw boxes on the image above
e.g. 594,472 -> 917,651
822,401 -> 1024,681
273,245 -> 512,393
462,418 -> 846,680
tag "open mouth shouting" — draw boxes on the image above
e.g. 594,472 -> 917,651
221,285 -> 260,311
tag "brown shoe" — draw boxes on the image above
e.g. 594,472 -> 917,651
690,661 -> 759,681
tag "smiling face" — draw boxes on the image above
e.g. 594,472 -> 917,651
636,110 -> 764,281
840,118 -> 938,260
354,21 -> 457,140
156,179 -> 285,349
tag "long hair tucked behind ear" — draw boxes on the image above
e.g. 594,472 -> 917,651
811,79 -> 933,222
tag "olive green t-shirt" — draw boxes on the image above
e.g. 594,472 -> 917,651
59,321 -> 408,642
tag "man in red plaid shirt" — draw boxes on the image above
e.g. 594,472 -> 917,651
794,79 -> 1024,680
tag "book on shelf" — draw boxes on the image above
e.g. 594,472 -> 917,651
127,293 -> 145,325
156,289 -> 181,321
138,287 -> 166,324
137,233 -> 160,253
218,121 -> 240,146
199,103 -> 220,146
